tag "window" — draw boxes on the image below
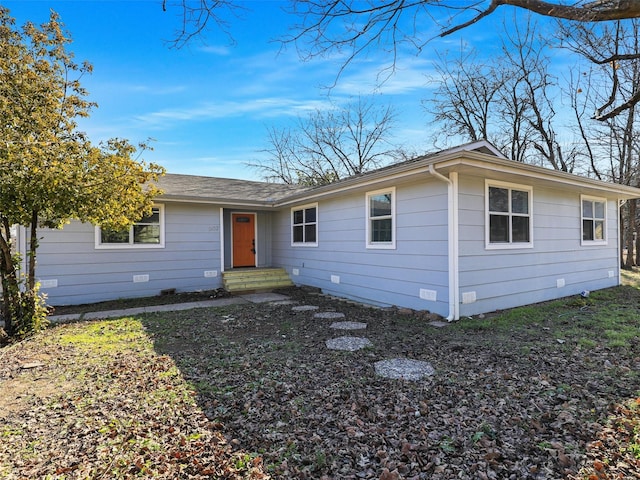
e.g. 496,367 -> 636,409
96,205 -> 164,248
582,196 -> 606,244
366,187 -> 395,249
291,203 -> 318,246
486,181 -> 532,248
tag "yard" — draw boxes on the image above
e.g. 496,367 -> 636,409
2,276 -> 640,479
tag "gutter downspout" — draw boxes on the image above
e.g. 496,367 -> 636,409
619,199 -> 626,286
219,208 -> 225,273
429,165 -> 459,321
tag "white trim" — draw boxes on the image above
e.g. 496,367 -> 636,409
428,166 -> 459,321
290,202 -> 319,247
219,207 -> 225,273
618,199 -> 623,285
443,140 -> 507,159
580,194 -> 608,246
365,186 -> 396,250
485,180 -> 533,250
276,152 -> 640,208
95,204 -> 165,249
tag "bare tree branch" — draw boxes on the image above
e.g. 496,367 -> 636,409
248,97 -> 403,185
163,0 -> 246,48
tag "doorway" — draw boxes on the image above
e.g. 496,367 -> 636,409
231,213 -> 256,267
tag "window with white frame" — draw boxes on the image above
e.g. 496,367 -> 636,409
486,181 -> 532,248
96,205 -> 164,248
291,203 -> 318,246
366,187 -> 395,249
581,196 -> 606,243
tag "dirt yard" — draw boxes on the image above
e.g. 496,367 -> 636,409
2,285 -> 640,479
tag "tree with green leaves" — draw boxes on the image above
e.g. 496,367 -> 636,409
0,8 -> 164,340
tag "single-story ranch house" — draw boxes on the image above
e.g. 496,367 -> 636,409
19,141 -> 640,320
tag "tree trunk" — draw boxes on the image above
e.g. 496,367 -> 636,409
624,200 -> 636,268
0,218 -> 20,337
28,211 -> 38,291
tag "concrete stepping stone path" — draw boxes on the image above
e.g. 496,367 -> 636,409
291,305 -> 319,312
313,312 -> 345,319
330,321 -> 367,330
326,336 -> 373,352
374,358 -> 435,381
270,300 -> 299,306
294,303 -> 437,381
288,302 -> 444,381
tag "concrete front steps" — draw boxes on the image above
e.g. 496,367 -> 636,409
222,267 -> 294,293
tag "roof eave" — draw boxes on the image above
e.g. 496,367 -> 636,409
277,150 -> 640,206
158,193 -> 276,208
436,152 -> 640,199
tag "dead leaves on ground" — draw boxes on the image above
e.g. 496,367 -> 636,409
0,322 -> 268,479
2,287 -> 640,479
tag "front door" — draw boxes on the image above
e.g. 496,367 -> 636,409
232,213 -> 256,267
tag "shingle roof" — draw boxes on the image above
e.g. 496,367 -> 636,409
155,174 -> 309,204
154,140 -> 640,206
156,142 -> 500,205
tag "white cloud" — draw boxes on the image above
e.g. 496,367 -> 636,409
132,96 -> 334,129
198,45 -> 233,56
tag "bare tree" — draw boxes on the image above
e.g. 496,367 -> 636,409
162,0 -> 246,48
248,98 -> 402,186
502,18 -> 579,172
427,17 -> 581,171
163,1 -> 640,118
557,16 -> 640,120
563,19 -> 640,266
426,51 -> 506,144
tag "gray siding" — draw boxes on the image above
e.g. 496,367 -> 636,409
36,202 -> 222,305
457,174 -> 620,317
272,179 -> 452,316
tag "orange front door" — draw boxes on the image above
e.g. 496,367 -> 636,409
232,213 -> 256,267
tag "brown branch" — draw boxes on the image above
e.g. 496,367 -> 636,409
595,88 -> 640,120
442,0 -> 640,37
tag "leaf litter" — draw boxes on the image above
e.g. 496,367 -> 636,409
1,286 -> 640,479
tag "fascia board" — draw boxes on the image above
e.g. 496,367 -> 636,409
274,165 -> 434,207
436,153 -> 640,199
157,194 -> 274,208
276,153 -> 640,206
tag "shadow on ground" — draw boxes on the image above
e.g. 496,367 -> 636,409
140,286 -> 640,479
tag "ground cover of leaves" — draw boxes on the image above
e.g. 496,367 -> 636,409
2,285 -> 640,479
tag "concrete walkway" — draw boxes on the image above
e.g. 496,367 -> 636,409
48,292 -> 290,324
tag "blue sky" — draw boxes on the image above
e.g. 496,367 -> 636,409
6,1 -> 513,180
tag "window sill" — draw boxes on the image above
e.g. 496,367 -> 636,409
95,243 -> 165,250
485,242 -> 533,250
366,243 -> 396,250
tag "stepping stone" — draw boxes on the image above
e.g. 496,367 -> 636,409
374,358 -> 435,381
326,336 -> 373,352
313,312 -> 345,319
330,321 -> 367,330
428,321 -> 449,328
292,305 -> 319,312
270,300 -> 299,306
241,293 -> 291,303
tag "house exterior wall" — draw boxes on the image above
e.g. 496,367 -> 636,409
272,178 -> 452,316
457,173 -> 620,317
36,202 -> 223,305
